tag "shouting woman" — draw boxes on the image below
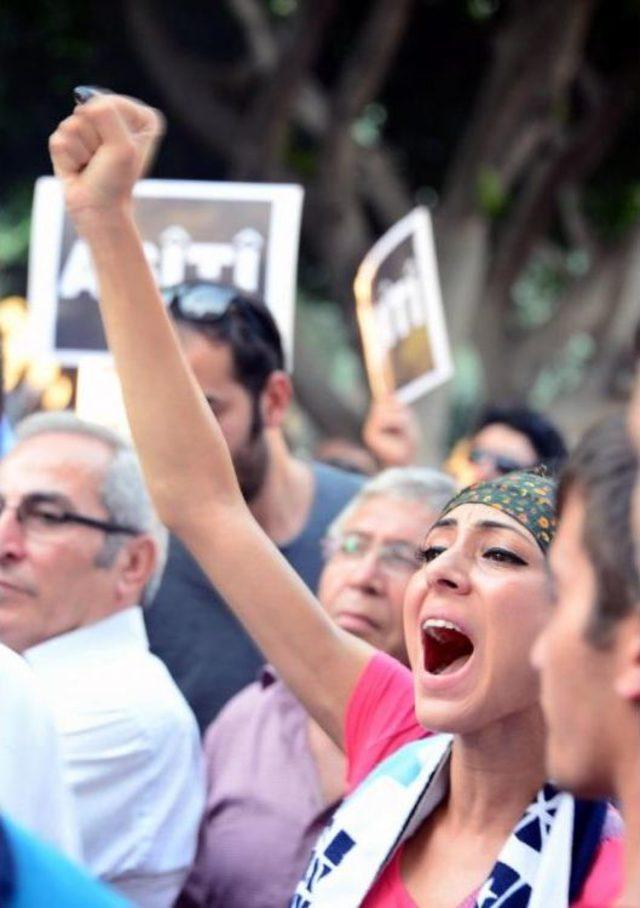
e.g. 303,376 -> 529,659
47,93 -> 622,907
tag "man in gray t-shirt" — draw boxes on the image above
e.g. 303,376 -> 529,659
146,282 -> 362,730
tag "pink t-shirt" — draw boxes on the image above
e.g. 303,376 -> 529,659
344,652 -> 623,908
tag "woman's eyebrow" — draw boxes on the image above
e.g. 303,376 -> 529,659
430,517 -> 456,530
475,519 -> 531,543
428,516 -> 533,548
429,516 -> 531,544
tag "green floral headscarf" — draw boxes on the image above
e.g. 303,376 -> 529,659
439,470 -> 557,552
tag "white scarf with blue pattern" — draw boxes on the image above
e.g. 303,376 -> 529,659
292,734 -> 576,908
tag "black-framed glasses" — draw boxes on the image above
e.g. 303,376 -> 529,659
161,281 -> 283,353
468,447 -> 528,476
0,493 -> 141,537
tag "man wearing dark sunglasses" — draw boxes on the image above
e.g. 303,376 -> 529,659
463,405 -> 567,483
147,281 -> 363,731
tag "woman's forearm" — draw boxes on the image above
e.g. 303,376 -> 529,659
51,96 -> 372,744
79,202 -> 371,744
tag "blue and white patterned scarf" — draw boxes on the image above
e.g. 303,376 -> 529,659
292,734 -> 607,908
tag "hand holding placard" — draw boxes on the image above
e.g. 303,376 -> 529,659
362,395 -> 420,468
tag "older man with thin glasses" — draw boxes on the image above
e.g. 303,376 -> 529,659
0,412 -> 204,908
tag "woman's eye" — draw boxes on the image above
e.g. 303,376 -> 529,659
417,545 -> 446,564
483,547 -> 527,566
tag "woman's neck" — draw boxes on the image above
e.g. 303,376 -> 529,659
400,707 -> 548,907
445,706 -> 548,837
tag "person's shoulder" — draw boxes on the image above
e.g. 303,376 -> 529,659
573,834 -> 624,906
0,643 -> 36,686
0,644 -> 53,723
310,459 -> 365,495
571,801 -> 624,907
208,675 -> 270,722
359,650 -> 413,688
203,671 -> 281,748
119,650 -> 200,742
308,460 -> 364,522
345,652 -> 420,790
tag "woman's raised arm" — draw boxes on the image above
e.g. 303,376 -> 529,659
48,93 -> 372,745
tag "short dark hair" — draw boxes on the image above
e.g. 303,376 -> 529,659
557,411 -> 640,646
170,285 -> 285,399
475,405 -> 568,472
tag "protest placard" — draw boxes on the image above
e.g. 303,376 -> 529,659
28,178 -> 304,366
354,207 -> 453,404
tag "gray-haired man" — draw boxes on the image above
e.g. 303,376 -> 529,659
0,412 -> 204,908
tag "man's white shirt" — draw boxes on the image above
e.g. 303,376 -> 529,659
0,642 -> 80,858
26,607 -> 205,908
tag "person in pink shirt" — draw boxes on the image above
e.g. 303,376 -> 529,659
534,412 -> 640,907
47,92 -> 621,907
179,467 -> 454,907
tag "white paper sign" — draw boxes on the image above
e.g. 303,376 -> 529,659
75,361 -> 130,438
28,178 -> 304,366
354,207 -> 453,404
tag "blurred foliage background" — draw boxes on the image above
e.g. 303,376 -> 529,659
1,0 -> 639,457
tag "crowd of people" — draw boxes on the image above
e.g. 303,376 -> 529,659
0,91 -> 637,907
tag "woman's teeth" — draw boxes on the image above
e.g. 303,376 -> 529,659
422,618 -> 465,635
421,618 -> 474,675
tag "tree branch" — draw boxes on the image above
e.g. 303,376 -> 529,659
124,1 -> 243,158
440,0 -> 597,221
359,146 -> 413,227
486,76 -> 630,307
292,330 -> 361,439
501,223 -> 640,398
232,0 -> 339,179
226,0 -> 278,72
557,184 -> 598,254
312,0 -> 415,300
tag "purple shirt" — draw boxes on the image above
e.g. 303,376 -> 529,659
178,668 -> 341,907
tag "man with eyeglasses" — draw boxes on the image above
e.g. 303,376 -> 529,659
147,281 -> 364,730
0,412 -> 204,908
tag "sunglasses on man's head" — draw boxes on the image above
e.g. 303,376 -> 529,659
161,281 -> 285,364
161,281 -> 281,345
161,282 -> 247,321
468,447 -> 529,476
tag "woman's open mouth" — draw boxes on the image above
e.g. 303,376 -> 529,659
421,619 -> 474,676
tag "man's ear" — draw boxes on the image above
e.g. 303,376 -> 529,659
614,613 -> 640,703
260,371 -> 292,430
114,536 -> 156,606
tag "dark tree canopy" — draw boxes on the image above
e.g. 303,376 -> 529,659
1,0 -> 639,452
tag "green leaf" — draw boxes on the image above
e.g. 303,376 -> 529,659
475,166 -> 506,217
